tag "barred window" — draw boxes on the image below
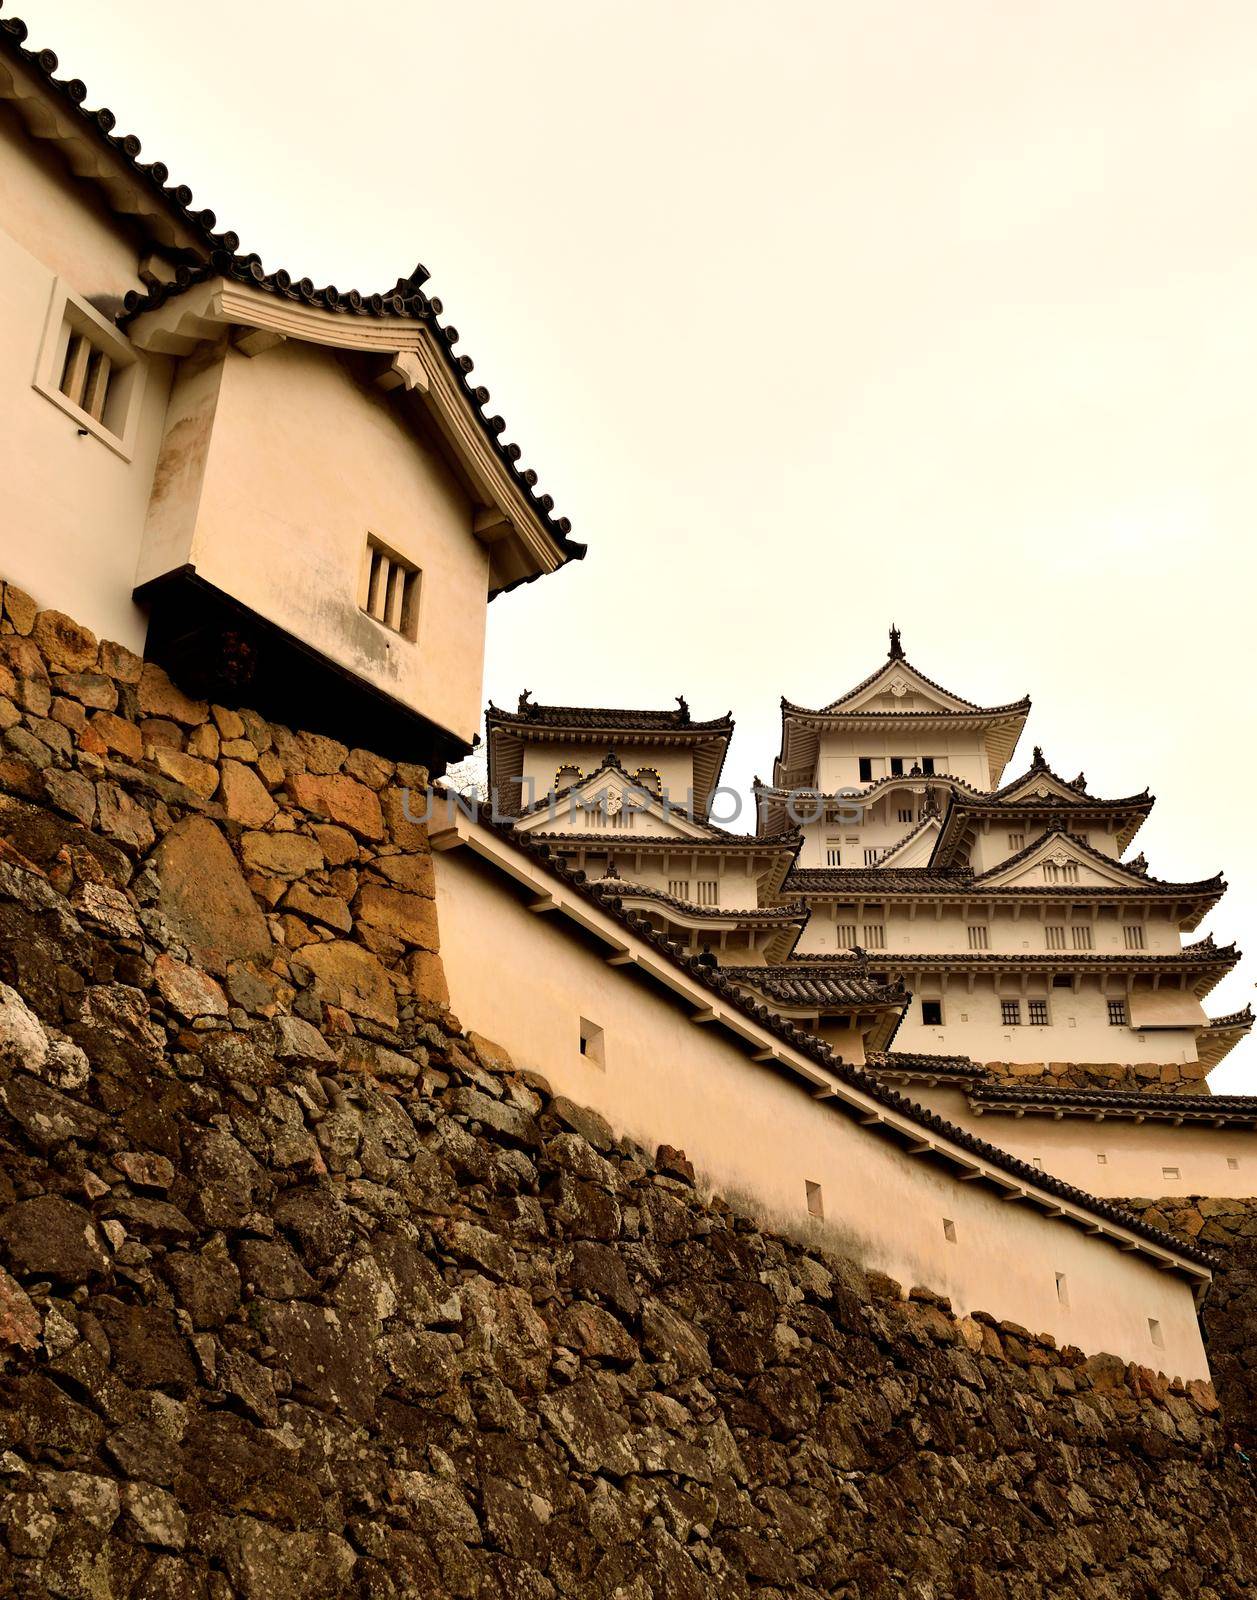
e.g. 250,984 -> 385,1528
667,879 -> 690,900
896,807 -> 914,824
967,925 -> 988,950
1001,1000 -> 1022,1026
825,840 -> 842,867
1107,999 -> 1128,1026
863,848 -> 881,866
1044,926 -> 1066,950
1008,832 -> 1025,852
835,923 -> 858,948
1028,1000 -> 1049,1026
1071,926 -> 1093,951
862,924 -> 886,949
1123,925 -> 1146,950
695,880 -> 718,906
361,536 -> 421,641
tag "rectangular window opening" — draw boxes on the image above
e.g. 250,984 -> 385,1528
922,1000 -> 943,1027
1001,1000 -> 1022,1027
862,923 -> 886,949
825,840 -> 842,867
1107,1000 -> 1128,1027
34,281 -> 143,458
1162,1166 -> 1180,1181
896,807 -> 914,824
967,925 -> 989,951
1071,926 -> 1094,951
1028,1000 -> 1049,1026
578,1018 -> 605,1070
695,879 -> 718,907
361,536 -> 421,640
858,757 -> 873,783
1227,1157 -> 1240,1171
1123,925 -> 1146,951
1008,831 -> 1025,852
921,757 -> 936,776
1044,926 -> 1066,951
805,1180 -> 824,1221
667,879 -> 691,901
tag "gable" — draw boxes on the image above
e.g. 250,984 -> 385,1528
998,772 -> 1089,806
514,769 -> 719,842
830,661 -> 977,717
976,834 -> 1143,891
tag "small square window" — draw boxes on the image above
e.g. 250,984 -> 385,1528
1148,1318 -> 1164,1350
32,280 -> 145,459
360,536 -> 421,640
578,1018 -> 605,1069
1096,1153 -> 1107,1165
1162,1166 -> 1180,1181
1001,1000 -> 1021,1027
1227,1157 -> 1239,1171
805,1180 -> 824,1221
922,1000 -> 943,1026
943,1218 -> 956,1243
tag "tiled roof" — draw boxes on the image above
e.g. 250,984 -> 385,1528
1204,1006 -> 1255,1030
768,941 -> 1240,972
989,748 -> 1153,807
720,965 -> 907,1008
969,829 -> 1223,894
864,1051 -> 988,1080
787,837 -> 1224,899
968,1084 -> 1257,1124
487,696 -> 733,734
610,885 -> 807,924
457,806 -> 1215,1272
787,867 -> 970,894
0,9 -> 238,255
0,8 -> 581,578
785,632 -> 1030,719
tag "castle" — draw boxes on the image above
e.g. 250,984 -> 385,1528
0,12 -> 1254,1575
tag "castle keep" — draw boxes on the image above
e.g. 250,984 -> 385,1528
0,8 -> 1253,1595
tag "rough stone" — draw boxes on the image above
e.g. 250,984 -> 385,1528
219,759 -> 277,827
153,953 -> 229,1019
353,882 -> 439,949
297,940 -> 398,1026
287,772 -> 385,840
153,817 -> 273,976
30,609 -> 98,672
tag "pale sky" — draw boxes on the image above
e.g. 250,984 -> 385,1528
18,0 -> 1256,1088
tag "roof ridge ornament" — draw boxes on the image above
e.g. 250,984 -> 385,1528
675,695 -> 691,725
1128,852 -> 1149,876
888,624 -> 904,661
518,688 -> 534,714
1031,745 -> 1047,770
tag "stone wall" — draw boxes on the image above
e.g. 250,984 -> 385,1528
0,584 -> 1254,1597
1117,1196 -> 1257,1452
983,1059 -> 1210,1092
0,581 -> 448,1030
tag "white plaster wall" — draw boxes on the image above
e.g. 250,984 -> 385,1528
0,116 -> 171,650
795,902 -> 1185,960
817,732 -> 990,792
435,845 -> 1210,1380
911,1085 -> 1256,1201
136,340 -> 491,746
894,979 -> 1200,1065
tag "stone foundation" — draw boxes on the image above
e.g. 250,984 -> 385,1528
984,1058 -> 1211,1092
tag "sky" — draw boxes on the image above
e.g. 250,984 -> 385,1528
16,0 -> 1256,1088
